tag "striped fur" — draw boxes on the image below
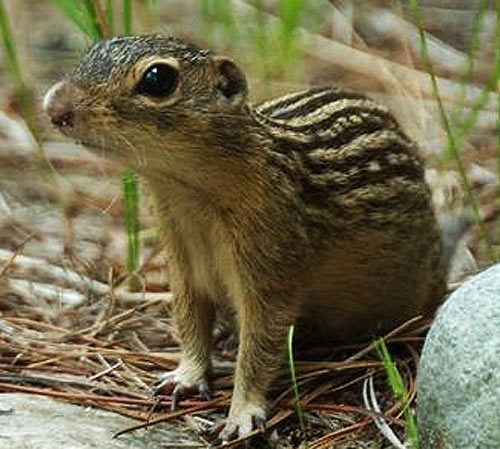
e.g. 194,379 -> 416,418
250,87 -> 428,228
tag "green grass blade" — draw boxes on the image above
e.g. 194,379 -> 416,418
451,0 -> 489,126
0,0 -> 39,142
215,0 -> 238,41
142,0 -> 158,29
83,0 -> 98,28
409,0 -> 497,262
198,0 -> 210,22
198,0 -> 213,45
451,0 -> 490,127
279,0 -> 305,50
122,0 -> 132,35
287,325 -> 307,443
0,0 -> 22,91
50,0 -> 101,41
375,339 -> 418,449
104,0 -> 114,34
248,0 -> 271,78
122,170 -> 141,290
455,66 -> 500,148
0,0 -> 61,191
198,0 -> 238,44
84,0 -> 111,39
119,0 -> 140,289
250,0 -> 267,53
280,0 -> 305,40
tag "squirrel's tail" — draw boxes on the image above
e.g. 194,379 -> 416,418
439,212 -> 472,273
423,211 -> 472,316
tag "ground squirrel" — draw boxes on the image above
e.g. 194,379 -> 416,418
44,35 -> 446,443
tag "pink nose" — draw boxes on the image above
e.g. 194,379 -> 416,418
44,82 -> 76,129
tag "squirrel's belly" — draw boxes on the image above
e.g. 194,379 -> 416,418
298,231 -> 442,341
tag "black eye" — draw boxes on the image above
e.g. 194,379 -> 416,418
136,63 -> 179,98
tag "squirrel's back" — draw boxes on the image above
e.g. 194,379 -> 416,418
251,87 -> 432,231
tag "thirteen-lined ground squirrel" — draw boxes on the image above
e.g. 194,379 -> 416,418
44,35 -> 446,443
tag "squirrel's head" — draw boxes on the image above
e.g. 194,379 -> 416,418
44,35 -> 251,174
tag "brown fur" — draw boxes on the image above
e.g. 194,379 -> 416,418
44,35 -> 446,442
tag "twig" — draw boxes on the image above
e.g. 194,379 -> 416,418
342,316 -> 424,364
113,396 -> 228,438
0,373 -> 98,390
0,381 -> 222,409
88,359 -> 123,381
91,0 -> 111,38
307,420 -> 370,449
7,278 -> 86,306
363,8 -> 490,78
363,376 -> 405,449
0,248 -> 172,303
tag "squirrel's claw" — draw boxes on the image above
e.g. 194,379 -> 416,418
153,369 -> 211,411
210,403 -> 267,446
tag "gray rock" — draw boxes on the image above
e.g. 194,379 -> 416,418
0,393 -> 200,449
417,264 -> 500,449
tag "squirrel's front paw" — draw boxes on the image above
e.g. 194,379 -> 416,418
215,401 -> 267,443
153,365 -> 211,410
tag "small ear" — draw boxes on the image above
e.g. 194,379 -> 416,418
213,56 -> 248,106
